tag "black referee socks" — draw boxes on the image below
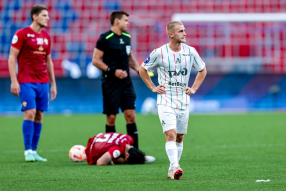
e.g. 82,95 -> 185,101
105,124 -> 116,133
127,123 -> 138,149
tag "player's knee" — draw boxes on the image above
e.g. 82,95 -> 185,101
24,109 -> 36,121
125,113 -> 136,123
107,115 -> 116,126
165,130 -> 177,142
34,111 -> 43,123
176,134 -> 184,143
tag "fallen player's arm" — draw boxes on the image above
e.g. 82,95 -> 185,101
113,157 -> 126,164
96,152 -> 113,166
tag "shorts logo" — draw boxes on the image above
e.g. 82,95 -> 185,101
126,45 -> 131,55
161,120 -> 165,126
12,35 -> 18,44
144,56 -> 150,64
113,150 -> 120,158
22,101 -> 27,107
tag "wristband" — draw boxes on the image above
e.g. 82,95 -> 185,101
106,67 -> 116,76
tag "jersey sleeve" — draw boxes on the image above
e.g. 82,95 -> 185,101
11,29 -> 25,50
192,48 -> 205,71
108,146 -> 123,160
95,35 -> 106,52
141,49 -> 159,71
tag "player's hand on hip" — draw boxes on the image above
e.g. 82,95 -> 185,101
11,81 -> 20,97
50,85 -> 57,101
115,69 -> 128,79
184,87 -> 196,95
151,84 -> 165,94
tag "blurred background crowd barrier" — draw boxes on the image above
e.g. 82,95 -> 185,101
0,0 -> 285,114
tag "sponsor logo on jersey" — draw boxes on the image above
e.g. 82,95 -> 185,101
36,38 -> 44,45
44,38 -> 48,45
144,55 -> 150,64
126,45 -> 131,55
119,38 -> 124,44
168,68 -> 188,78
22,101 -> 27,107
27,34 -> 35,37
168,81 -> 186,87
12,35 -> 18,44
113,150 -> 120,158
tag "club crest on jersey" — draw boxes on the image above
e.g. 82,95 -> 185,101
175,58 -> 181,65
38,46 -> 44,51
27,34 -> 35,37
126,45 -> 131,55
120,38 -> 124,44
144,56 -> 150,64
22,101 -> 27,107
36,38 -> 44,45
44,38 -> 48,45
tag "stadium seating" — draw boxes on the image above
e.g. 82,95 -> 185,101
0,0 -> 286,113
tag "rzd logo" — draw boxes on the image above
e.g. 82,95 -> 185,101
168,68 -> 187,78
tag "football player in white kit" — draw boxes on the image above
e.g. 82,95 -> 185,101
139,21 -> 207,180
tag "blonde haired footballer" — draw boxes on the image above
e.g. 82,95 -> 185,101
139,21 -> 207,180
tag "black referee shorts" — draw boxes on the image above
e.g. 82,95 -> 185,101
101,78 -> 136,115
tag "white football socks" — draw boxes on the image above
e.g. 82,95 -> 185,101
176,142 -> 183,162
24,149 -> 32,155
165,141 -> 179,169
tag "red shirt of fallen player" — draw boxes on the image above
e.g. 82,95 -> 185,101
86,133 -> 134,165
11,26 -> 51,83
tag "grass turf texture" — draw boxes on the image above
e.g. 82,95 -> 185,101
0,113 -> 285,190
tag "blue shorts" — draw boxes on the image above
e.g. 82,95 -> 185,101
19,83 -> 49,111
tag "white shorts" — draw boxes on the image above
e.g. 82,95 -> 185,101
157,105 -> 189,134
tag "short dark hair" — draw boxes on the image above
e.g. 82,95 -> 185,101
30,5 -> 48,21
110,10 -> 129,25
127,148 -> 145,165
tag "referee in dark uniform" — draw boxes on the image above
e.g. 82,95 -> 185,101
92,11 -> 140,149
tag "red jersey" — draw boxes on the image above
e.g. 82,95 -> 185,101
11,26 -> 51,83
85,133 -> 134,165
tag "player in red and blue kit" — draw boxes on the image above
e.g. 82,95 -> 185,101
8,5 -> 57,162
86,133 -> 146,165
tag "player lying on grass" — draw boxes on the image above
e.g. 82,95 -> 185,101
86,132 -> 155,165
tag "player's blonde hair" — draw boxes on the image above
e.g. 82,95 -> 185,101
166,21 -> 183,38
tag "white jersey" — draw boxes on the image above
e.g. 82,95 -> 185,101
142,43 -> 205,109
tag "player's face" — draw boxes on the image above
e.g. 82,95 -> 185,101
118,15 -> 129,32
34,10 -> 49,28
173,25 -> 186,43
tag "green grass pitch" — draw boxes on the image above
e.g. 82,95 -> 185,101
0,113 -> 286,190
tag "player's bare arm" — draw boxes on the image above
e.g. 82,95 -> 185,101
47,55 -> 57,101
92,48 -> 127,79
112,157 -> 126,164
96,152 -> 113,166
128,51 -> 140,73
139,66 -> 165,94
8,47 -> 20,97
184,67 -> 207,95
